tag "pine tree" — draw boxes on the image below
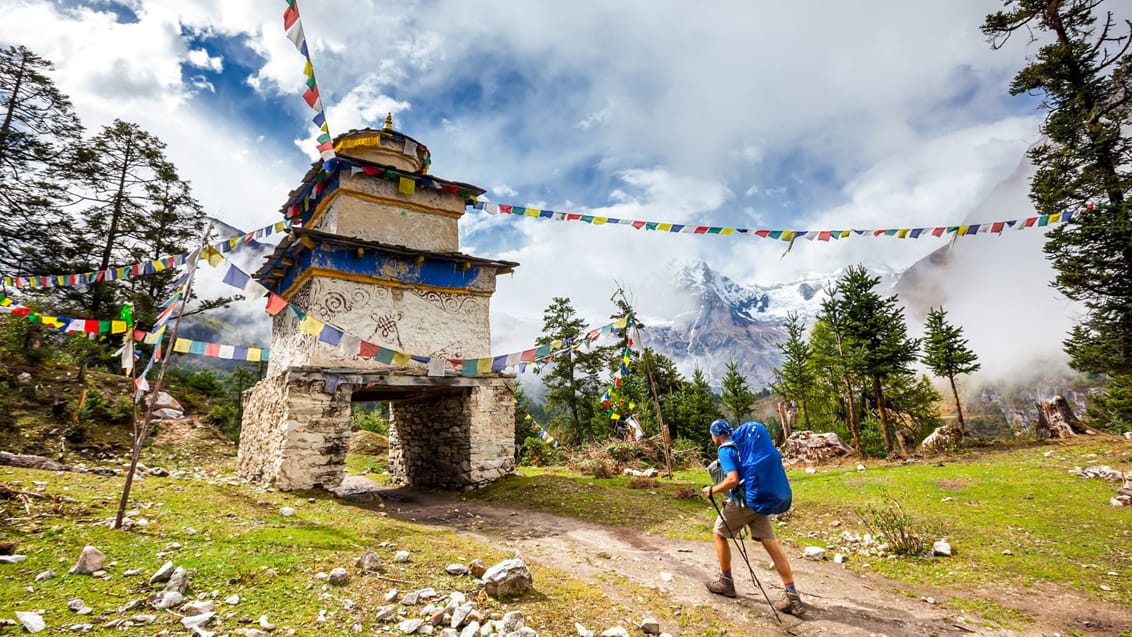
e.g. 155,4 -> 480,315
814,286 -> 864,454
921,306 -> 981,434
771,311 -> 815,431
983,1 -> 1132,426
65,120 -> 205,316
672,367 -> 721,456
536,297 -> 603,443
837,265 -> 920,456
720,360 -> 755,424
0,45 -> 82,273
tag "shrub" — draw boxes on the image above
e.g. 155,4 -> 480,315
574,458 -> 615,479
626,477 -> 658,489
604,441 -> 637,463
209,402 -> 241,441
857,491 -> 943,557
521,436 -> 563,467
351,409 -> 390,435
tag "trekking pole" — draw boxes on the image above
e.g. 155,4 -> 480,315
707,488 -> 784,627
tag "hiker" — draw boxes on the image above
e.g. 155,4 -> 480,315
702,418 -> 804,616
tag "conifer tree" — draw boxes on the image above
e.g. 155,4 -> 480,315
0,45 -> 82,273
65,120 -> 205,316
720,359 -> 755,424
837,265 -> 920,456
771,311 -> 815,430
813,287 -> 864,454
983,1 -> 1132,426
921,306 -> 981,434
536,297 -> 603,443
672,367 -> 721,455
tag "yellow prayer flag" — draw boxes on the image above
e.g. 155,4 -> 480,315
153,259 -> 166,272
299,315 -> 324,337
173,338 -> 191,353
897,228 -> 910,238
1049,212 -> 1062,224
247,347 -> 263,362
593,217 -> 608,225
398,177 -> 415,194
958,225 -> 970,236
392,351 -> 411,366
476,358 -> 493,374
781,231 -> 796,241
657,223 -> 673,232
228,237 -> 239,250
612,317 -> 628,329
720,228 -> 735,235
111,321 -> 127,334
203,246 -> 223,267
274,221 -> 287,232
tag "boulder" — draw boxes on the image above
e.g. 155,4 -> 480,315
920,425 -> 964,452
70,545 -> 105,575
781,431 -> 852,464
481,558 -> 532,599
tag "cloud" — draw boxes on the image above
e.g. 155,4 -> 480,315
187,48 -> 223,72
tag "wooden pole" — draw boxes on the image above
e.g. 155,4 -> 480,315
114,226 -> 212,530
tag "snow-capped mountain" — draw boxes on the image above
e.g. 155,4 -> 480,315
643,260 -> 898,389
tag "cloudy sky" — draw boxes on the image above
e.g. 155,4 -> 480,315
2,0 -> 1085,380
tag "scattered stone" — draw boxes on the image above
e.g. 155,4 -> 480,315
1044,450 -> 1056,457
34,569 -> 55,582
467,559 -> 487,578
446,563 -> 469,576
182,600 -> 215,615
15,611 -> 45,633
397,618 -> 424,634
69,624 -> 93,632
69,545 -> 105,575
601,628 -> 629,637
117,599 -> 145,613
328,567 -> 349,585
804,467 -> 817,474
150,590 -> 184,609
450,603 -> 473,628
481,558 -> 533,599
459,622 -> 480,637
1002,549 -> 1014,556
500,611 -> 524,633
922,596 -> 937,605
833,553 -> 847,564
575,623 -> 594,637
356,551 -> 381,572
0,555 -> 27,564
279,507 -> 296,517
240,630 -> 269,637
148,467 -> 169,477
375,605 -> 397,622
123,568 -> 142,577
932,540 -> 952,557
182,612 -> 215,630
150,561 -> 175,584
166,566 -> 189,593
67,598 -> 86,612
856,464 -> 866,472
803,546 -> 826,561
401,590 -> 419,605
1123,432 -> 1132,441
919,425 -> 963,452
781,431 -> 852,464
418,587 -> 438,600
225,594 -> 240,605
153,408 -> 184,420
639,617 -> 661,635
394,550 -> 411,563
1112,496 -> 1131,506
258,615 -> 276,631
384,588 -> 399,602
131,614 -> 157,624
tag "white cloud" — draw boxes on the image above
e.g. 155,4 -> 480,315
186,48 -> 222,72
492,184 -> 517,197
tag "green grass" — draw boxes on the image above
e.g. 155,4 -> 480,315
0,462 -> 744,636
466,440 -> 1132,608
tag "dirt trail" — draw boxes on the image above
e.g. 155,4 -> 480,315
354,481 -> 1131,637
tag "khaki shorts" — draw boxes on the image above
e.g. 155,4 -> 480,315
713,500 -> 775,540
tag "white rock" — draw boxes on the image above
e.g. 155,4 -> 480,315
639,617 -> 661,635
328,567 -> 349,585
181,611 -> 215,629
16,611 -> 45,633
833,553 -> 847,564
68,624 -> 93,632
34,570 -> 55,582
68,598 -> 86,612
279,507 -> 296,517
398,618 -> 425,634
258,615 -> 276,630
805,467 -> 817,474
601,628 -> 629,637
500,610 -> 524,632
394,550 -> 411,563
384,588 -> 399,602
446,563 -> 469,576
149,561 -> 175,584
0,555 -> 27,563
932,540 -> 952,557
225,594 -> 240,605
575,623 -> 594,637
70,545 -> 105,575
856,464 -> 866,471
459,622 -> 480,637
182,600 -> 215,615
151,590 -> 184,609
803,546 -> 826,561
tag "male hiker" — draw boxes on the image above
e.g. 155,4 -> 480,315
702,419 -> 804,616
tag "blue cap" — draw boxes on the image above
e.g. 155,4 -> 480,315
709,419 -> 732,436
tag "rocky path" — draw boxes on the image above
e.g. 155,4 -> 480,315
351,480 -> 1131,637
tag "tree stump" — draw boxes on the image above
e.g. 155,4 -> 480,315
1034,395 -> 1094,439
777,400 -> 798,442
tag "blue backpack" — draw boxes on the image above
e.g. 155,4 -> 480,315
724,421 -> 792,515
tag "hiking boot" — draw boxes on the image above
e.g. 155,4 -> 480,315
705,575 -> 737,598
774,591 -> 806,616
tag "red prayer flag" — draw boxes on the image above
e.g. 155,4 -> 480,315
991,221 -> 1005,234
631,220 -> 646,229
519,349 -> 537,362
84,320 -> 99,333
204,343 -> 221,357
283,5 -> 300,30
499,205 -> 512,214
818,231 -> 832,241
566,213 -> 581,221
358,341 -> 379,358
265,293 -> 288,316
1024,217 -> 1038,227
931,227 -> 945,237
303,86 -> 320,108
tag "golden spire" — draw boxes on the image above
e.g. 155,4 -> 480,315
383,112 -> 393,132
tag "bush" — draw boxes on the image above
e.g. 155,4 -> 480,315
857,491 -> 943,557
78,387 -> 133,425
858,418 -> 889,458
209,403 -> 241,441
520,436 -> 563,467
574,457 -> 616,479
604,441 -> 638,463
671,437 -> 708,469
352,409 -> 390,435
626,477 -> 658,489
